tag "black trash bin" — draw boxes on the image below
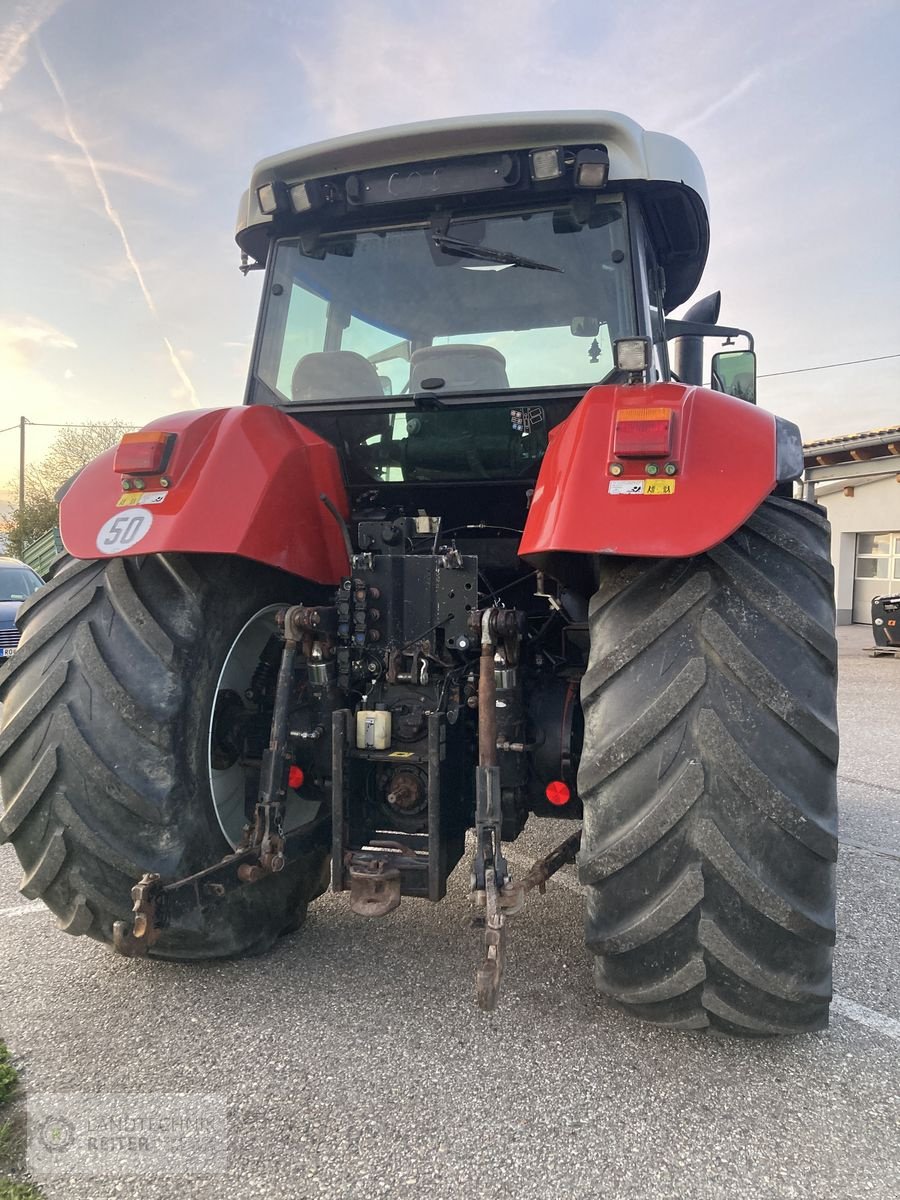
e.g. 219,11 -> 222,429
872,594 -> 900,648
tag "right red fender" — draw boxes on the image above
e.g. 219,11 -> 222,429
520,381 -> 802,562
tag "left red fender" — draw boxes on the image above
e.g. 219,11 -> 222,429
59,406 -> 351,585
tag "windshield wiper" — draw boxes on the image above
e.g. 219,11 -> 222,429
431,234 -> 563,273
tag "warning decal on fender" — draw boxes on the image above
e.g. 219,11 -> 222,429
96,509 -> 154,554
608,479 -> 677,495
643,479 -> 676,495
116,491 -> 168,508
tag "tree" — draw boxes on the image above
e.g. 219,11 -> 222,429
4,495 -> 59,560
4,420 -> 133,559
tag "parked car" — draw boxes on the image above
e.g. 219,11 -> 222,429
0,557 -> 44,660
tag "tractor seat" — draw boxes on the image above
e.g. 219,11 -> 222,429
292,351 -> 383,401
408,345 -> 509,393
402,345 -> 521,479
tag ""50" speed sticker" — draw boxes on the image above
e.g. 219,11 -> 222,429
96,509 -> 154,554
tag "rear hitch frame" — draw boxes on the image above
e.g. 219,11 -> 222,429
112,600 -> 582,1001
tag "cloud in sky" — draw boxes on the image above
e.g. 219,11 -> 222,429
670,11 -> 873,138
294,0 -> 553,137
37,151 -> 193,193
0,317 -> 79,483
0,0 -> 64,95
0,314 -> 76,367
34,37 -> 200,407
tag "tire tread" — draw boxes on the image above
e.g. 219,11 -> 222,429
579,497 -> 838,1035
0,553 -> 329,958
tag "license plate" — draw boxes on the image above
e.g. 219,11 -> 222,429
0,646 -> 15,657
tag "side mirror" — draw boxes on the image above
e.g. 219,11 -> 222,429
711,349 -> 757,404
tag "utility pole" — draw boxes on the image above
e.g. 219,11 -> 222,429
19,416 -> 26,513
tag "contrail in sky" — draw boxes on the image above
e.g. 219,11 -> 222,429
676,69 -> 765,134
0,0 -> 64,95
36,38 -> 200,406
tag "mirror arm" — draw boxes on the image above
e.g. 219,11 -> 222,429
664,320 -> 754,351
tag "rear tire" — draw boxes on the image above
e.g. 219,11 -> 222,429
0,554 -> 330,958
578,497 -> 838,1034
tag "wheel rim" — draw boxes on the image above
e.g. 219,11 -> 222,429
208,604 -> 320,849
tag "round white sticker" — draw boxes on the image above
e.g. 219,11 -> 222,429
96,508 -> 154,554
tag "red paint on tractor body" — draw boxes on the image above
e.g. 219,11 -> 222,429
60,406 -> 350,585
520,382 -> 779,560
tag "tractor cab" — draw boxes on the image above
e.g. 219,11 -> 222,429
236,112 -> 711,488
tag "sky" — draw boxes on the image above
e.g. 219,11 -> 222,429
1,0 -> 898,504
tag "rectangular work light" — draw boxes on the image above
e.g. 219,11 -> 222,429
529,148 -> 563,181
575,147 -> 610,189
289,180 -> 324,213
614,337 -> 651,373
256,180 -> 289,215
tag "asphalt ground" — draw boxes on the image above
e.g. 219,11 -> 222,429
1,624 -> 899,1199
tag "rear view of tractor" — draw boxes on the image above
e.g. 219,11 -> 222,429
0,112 -> 838,1035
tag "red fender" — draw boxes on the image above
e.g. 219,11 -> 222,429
520,382 -> 796,561
59,406 -> 350,585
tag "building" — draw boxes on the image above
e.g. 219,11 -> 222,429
803,426 -> 900,624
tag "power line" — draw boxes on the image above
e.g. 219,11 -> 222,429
0,421 -> 129,434
1,418 -> 137,513
759,353 -> 900,379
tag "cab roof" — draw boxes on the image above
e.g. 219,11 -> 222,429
236,111 -> 710,310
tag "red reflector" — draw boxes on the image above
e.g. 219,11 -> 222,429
288,766 -> 304,790
545,780 -> 571,807
613,408 -> 672,458
113,431 -> 173,474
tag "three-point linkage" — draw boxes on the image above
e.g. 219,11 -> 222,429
470,608 -> 581,1011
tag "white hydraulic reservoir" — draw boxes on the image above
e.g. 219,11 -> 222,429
356,709 -> 392,750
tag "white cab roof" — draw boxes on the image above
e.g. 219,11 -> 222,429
235,111 -> 710,307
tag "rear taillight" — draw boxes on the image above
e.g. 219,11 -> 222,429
613,407 -> 673,458
545,780 -> 571,807
113,431 -> 175,474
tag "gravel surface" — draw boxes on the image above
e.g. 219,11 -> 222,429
1,625 -> 898,1199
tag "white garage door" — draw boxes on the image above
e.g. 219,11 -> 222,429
853,532 -> 900,623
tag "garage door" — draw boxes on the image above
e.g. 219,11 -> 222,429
853,532 -> 900,623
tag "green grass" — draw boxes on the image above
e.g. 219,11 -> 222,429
0,1184 -> 44,1200
0,1040 -> 44,1200
0,1043 -> 17,1106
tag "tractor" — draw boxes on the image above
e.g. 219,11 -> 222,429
0,112 -> 838,1034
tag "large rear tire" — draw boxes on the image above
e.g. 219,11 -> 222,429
578,497 -> 838,1034
0,554 -> 330,958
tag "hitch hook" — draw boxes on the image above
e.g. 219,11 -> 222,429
112,872 -> 164,957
